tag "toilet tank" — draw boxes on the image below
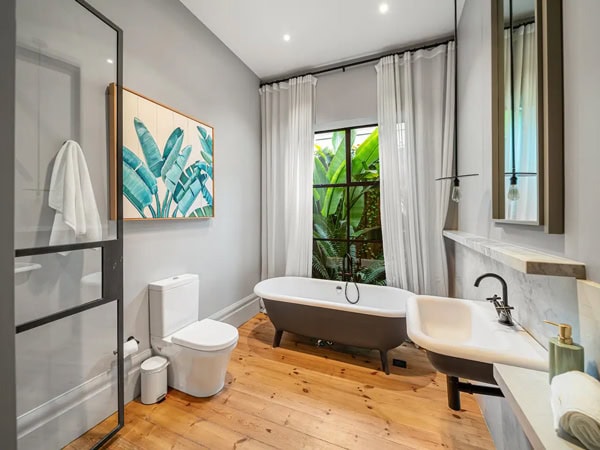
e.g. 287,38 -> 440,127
148,274 -> 199,337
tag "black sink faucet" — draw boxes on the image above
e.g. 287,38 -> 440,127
474,273 -> 514,326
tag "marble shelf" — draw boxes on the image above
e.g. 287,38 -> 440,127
493,364 -> 585,450
443,230 -> 587,279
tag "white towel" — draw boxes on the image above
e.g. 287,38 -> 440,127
48,140 -> 102,248
551,370 -> 600,450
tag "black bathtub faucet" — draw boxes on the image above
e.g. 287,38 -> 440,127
474,273 -> 514,326
343,253 -> 354,282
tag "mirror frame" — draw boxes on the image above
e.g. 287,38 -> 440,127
491,0 -> 564,234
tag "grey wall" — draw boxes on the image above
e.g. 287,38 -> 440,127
456,0 -> 600,279
315,63 -> 378,131
0,0 -> 16,447
87,0 -> 262,351
456,0 -> 600,448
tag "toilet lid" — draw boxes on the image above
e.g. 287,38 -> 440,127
172,319 -> 239,352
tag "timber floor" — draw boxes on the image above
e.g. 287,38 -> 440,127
66,313 -> 494,449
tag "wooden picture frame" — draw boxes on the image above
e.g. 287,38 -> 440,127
108,83 -> 214,221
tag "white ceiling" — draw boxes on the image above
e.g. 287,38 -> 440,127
180,0 -> 459,81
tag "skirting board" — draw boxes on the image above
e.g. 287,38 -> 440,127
209,293 -> 261,328
17,348 -> 152,450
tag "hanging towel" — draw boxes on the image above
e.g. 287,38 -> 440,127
48,140 -> 102,248
551,370 -> 600,450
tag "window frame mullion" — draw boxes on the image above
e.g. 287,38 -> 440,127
312,125 -> 384,282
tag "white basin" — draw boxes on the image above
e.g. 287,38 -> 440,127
406,295 -> 548,372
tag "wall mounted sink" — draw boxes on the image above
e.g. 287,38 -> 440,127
407,295 -> 548,410
407,295 -> 548,372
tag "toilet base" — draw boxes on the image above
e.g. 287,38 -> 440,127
151,337 -> 236,398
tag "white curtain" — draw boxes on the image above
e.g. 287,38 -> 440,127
260,75 -> 317,279
376,42 -> 455,295
505,24 -> 538,221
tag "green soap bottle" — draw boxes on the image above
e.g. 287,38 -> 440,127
544,320 -> 584,383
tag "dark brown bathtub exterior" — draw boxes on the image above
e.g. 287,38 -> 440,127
262,299 -> 407,374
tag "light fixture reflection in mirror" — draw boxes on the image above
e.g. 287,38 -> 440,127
508,177 -> 520,201
504,0 -> 536,219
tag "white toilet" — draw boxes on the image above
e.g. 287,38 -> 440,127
148,274 -> 239,397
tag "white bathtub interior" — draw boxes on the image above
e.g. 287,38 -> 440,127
255,276 -> 410,317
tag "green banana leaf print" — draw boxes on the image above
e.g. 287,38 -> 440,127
197,126 -> 213,164
172,161 -> 213,217
122,113 -> 214,219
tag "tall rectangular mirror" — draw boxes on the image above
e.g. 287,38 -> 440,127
492,0 -> 564,233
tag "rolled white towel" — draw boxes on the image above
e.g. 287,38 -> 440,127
551,370 -> 600,450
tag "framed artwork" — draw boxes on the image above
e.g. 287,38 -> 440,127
109,83 -> 214,220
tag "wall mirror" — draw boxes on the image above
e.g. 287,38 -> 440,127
492,0 -> 564,233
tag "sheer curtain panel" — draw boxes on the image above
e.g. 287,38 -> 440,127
376,43 -> 455,295
260,75 -> 317,279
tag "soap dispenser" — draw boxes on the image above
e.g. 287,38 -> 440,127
544,320 -> 584,382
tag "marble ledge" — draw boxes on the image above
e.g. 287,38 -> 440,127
443,230 -> 587,279
493,364 -> 584,450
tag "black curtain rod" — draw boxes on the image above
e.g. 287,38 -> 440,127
508,17 -> 535,29
260,36 -> 454,87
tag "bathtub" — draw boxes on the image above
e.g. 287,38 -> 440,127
253,277 -> 412,374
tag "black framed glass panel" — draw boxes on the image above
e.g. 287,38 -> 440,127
15,0 -> 118,251
16,302 -> 118,449
15,249 -> 102,327
14,0 -> 123,448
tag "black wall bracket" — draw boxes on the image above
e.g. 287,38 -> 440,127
446,375 -> 504,411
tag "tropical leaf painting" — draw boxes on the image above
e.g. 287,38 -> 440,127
120,88 -> 214,219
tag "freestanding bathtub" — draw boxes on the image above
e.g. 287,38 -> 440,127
253,277 -> 412,374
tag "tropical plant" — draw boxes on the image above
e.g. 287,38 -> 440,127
123,119 -> 214,218
312,127 -> 386,285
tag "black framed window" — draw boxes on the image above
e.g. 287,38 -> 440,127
312,125 -> 385,285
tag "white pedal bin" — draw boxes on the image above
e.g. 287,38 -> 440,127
140,356 -> 169,405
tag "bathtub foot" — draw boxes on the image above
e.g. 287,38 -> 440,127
273,329 -> 284,348
379,350 -> 390,375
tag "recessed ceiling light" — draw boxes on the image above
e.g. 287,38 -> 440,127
106,58 -> 114,64
379,3 -> 389,14
283,34 -> 291,42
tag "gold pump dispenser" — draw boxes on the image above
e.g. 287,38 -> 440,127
544,320 -> 573,344
544,320 -> 584,382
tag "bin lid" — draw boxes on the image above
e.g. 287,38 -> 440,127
141,356 -> 169,374
172,319 -> 238,352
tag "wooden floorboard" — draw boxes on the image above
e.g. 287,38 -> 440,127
67,314 -> 494,449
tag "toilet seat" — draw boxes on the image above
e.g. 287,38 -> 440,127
171,319 -> 238,352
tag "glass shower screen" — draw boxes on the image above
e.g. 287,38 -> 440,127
14,0 -> 123,448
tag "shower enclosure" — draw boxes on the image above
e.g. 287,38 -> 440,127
14,0 -> 123,448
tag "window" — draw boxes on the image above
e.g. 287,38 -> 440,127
312,125 -> 385,285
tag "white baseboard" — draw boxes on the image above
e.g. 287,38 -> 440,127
209,293 -> 260,327
17,348 -> 152,450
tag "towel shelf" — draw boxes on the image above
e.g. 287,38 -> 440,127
493,364 -> 585,449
